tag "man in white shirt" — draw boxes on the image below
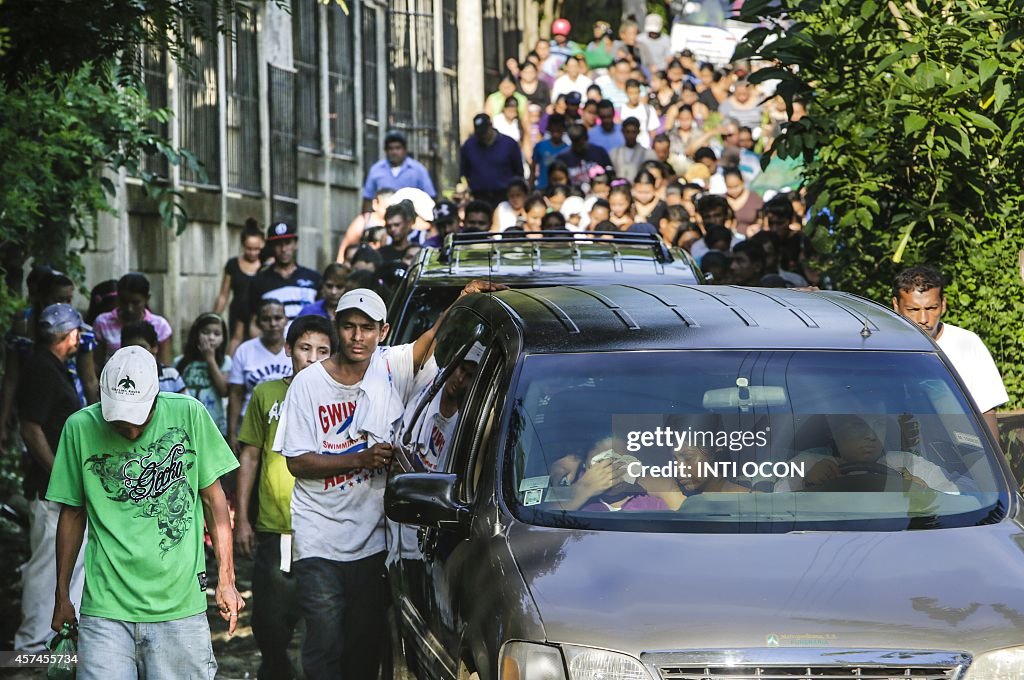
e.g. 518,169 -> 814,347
893,265 -> 1008,441
278,281 -> 500,680
551,54 -> 593,103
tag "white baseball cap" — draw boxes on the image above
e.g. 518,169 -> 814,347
100,346 -> 160,425
389,188 -> 436,222
336,288 -> 388,322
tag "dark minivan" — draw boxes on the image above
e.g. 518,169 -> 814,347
385,285 -> 1023,680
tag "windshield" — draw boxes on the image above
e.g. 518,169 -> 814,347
505,351 -> 1010,532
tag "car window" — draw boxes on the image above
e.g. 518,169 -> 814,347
505,350 -> 1010,533
390,286 -> 461,346
395,307 -> 492,476
456,352 -> 505,503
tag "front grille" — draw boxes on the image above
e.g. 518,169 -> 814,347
658,666 -> 958,680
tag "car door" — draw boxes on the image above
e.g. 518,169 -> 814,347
389,306 -> 501,679
423,343 -> 507,679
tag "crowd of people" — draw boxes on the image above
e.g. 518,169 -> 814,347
0,9 -> 1008,680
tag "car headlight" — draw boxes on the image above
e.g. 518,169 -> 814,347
964,646 -> 1024,680
499,642 -> 654,680
500,641 -> 566,680
562,645 -> 654,680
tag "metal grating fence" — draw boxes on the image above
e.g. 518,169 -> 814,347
226,3 -> 261,193
269,65 -> 299,225
388,0 -> 439,181
327,3 -> 356,156
440,0 -> 460,187
178,5 -> 220,186
142,44 -> 169,178
293,0 -> 321,151
362,3 -> 382,176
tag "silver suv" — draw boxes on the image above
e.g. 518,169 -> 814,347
385,284 -> 1020,680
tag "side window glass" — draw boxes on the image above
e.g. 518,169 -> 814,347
459,355 -> 506,503
397,306 -> 492,475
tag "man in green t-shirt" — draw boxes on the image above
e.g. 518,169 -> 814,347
235,315 -> 336,680
48,346 -> 242,678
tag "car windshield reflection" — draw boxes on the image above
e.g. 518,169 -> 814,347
506,351 -> 1009,532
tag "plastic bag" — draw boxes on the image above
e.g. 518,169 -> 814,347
47,622 -> 77,680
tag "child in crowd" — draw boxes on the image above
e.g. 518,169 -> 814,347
176,312 -> 232,437
228,299 -> 292,451
620,79 -> 660,148
121,320 -> 185,393
608,181 -> 635,230
544,183 -> 571,214
632,170 -> 667,225
234,314 -> 337,680
588,198 -> 611,230
94,272 -> 173,366
297,263 -> 349,320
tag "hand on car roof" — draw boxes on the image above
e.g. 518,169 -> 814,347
459,280 -> 510,298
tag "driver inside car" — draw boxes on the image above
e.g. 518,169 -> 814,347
776,413 -> 959,493
545,437 -> 669,512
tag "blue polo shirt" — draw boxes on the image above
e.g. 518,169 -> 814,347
460,132 -> 524,194
588,124 -> 625,153
531,137 -> 569,189
362,156 -> 436,200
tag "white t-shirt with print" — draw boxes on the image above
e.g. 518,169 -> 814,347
229,338 -> 292,415
393,377 -> 461,560
280,344 -> 421,563
618,102 -> 660,148
936,323 -> 1008,413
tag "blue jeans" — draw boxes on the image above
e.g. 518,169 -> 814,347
78,612 -> 216,680
293,553 -> 389,680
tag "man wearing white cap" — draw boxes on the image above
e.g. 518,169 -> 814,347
637,13 -> 672,70
388,187 -> 436,250
279,280 -> 502,680
48,346 -> 243,677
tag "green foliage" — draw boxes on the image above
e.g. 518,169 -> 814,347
0,62 -> 203,306
0,1 -> 256,85
736,0 -> 1024,407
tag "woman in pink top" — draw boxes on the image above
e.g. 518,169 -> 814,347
94,272 -> 173,367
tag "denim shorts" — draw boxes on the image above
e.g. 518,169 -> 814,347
78,611 -> 216,680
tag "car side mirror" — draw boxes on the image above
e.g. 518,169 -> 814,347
385,472 -> 470,529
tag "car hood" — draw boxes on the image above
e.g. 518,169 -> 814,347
508,518 -> 1024,656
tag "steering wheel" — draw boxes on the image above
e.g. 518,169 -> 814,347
806,461 -> 906,492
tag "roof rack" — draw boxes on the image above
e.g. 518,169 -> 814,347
439,230 -> 674,266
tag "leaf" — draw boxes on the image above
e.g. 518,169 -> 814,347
959,108 -> 1000,133
748,67 -> 792,86
873,44 -> 925,77
993,76 -> 1011,113
904,114 -> 928,134
892,223 -> 915,263
978,57 -> 999,85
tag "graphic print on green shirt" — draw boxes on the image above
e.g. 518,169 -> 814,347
84,426 -> 198,554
